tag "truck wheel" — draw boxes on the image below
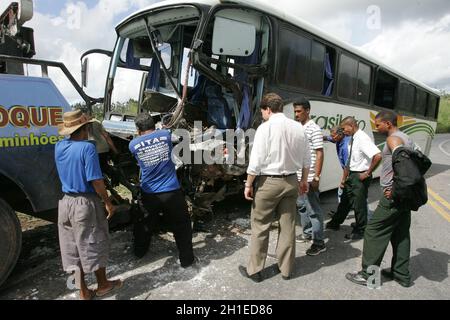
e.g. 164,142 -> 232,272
0,198 -> 22,288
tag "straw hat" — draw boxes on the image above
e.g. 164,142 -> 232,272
58,110 -> 94,136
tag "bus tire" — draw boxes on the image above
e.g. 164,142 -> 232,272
0,198 -> 22,288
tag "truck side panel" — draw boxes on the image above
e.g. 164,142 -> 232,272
0,74 -> 70,213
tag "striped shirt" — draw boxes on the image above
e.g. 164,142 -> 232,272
297,120 -> 323,182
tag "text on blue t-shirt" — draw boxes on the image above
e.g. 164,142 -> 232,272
129,130 -> 180,194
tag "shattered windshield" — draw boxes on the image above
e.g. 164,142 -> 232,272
108,6 -> 201,118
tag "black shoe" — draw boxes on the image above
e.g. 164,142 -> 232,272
306,244 -> 327,256
271,265 -> 290,280
344,232 -> 364,241
181,256 -> 199,268
346,272 -> 367,286
133,224 -> 151,258
381,268 -> 394,280
238,265 -> 263,283
325,222 -> 340,230
381,269 -> 411,287
193,220 -> 208,233
395,279 -> 412,288
134,246 -> 148,258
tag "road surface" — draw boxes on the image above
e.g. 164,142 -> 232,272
0,134 -> 449,300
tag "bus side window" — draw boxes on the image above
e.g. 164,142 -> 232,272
415,89 -> 428,117
323,48 -> 335,97
397,82 -> 416,114
426,94 -> 438,119
374,69 -> 398,109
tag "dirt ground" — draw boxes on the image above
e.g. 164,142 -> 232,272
1,193 -> 254,300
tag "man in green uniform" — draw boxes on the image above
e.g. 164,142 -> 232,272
346,110 -> 415,288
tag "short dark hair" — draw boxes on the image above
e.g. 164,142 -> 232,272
330,125 -> 344,136
340,116 -> 358,127
135,113 -> 155,132
375,110 -> 398,126
293,98 -> 311,111
260,93 -> 284,113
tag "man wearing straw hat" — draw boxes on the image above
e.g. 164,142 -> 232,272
55,110 -> 123,300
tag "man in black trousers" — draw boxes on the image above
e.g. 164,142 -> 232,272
326,117 -> 381,240
129,113 -> 195,268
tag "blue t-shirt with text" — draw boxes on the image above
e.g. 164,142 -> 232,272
129,130 -> 180,194
55,139 -> 103,194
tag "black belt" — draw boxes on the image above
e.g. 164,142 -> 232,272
261,174 -> 296,178
350,171 -> 366,173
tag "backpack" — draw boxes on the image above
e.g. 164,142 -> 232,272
392,147 -> 432,211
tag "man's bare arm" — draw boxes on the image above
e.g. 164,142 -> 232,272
386,136 -> 404,152
244,174 -> 256,201
101,130 -> 119,155
315,149 -> 324,177
92,179 -> 116,219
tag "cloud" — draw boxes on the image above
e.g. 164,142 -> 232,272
261,0 -> 450,28
258,0 -> 450,92
4,0 -> 450,103
360,14 -> 450,92
19,0 -> 160,103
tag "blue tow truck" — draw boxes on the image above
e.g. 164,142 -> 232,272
0,1 -> 102,287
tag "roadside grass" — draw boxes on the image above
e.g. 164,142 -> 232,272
437,96 -> 450,133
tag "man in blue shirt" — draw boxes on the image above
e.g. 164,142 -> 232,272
325,126 -> 350,169
325,126 -> 350,205
55,110 -> 122,300
129,113 -> 195,268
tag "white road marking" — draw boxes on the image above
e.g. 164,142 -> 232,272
438,139 -> 450,157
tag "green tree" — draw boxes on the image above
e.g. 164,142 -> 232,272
437,91 -> 450,133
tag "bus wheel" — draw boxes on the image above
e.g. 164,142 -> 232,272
0,198 -> 22,288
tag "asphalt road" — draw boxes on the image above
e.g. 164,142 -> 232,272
0,134 -> 449,301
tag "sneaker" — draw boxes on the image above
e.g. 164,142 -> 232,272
306,243 -> 327,256
346,272 -> 367,286
296,234 -> 312,243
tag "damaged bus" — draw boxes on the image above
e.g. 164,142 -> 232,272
0,0 -> 440,288
82,0 -> 439,216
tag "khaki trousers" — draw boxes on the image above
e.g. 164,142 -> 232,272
247,175 -> 298,277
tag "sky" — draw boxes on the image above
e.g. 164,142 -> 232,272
1,0 -> 450,103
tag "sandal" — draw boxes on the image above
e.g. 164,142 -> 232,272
80,289 -> 96,300
96,279 -> 123,297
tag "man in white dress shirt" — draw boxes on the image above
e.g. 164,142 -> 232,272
326,117 -> 381,240
239,93 -> 310,282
